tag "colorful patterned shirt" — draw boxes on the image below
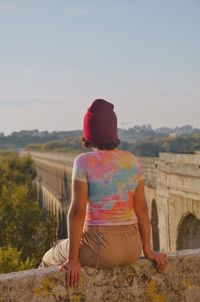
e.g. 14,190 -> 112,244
72,149 -> 144,225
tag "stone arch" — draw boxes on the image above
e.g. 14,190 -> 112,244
151,199 -> 160,251
62,211 -> 67,238
177,213 -> 200,250
58,210 -> 63,239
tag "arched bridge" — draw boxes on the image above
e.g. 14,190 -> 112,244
26,151 -> 200,252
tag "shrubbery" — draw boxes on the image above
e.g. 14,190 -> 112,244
0,151 -> 57,273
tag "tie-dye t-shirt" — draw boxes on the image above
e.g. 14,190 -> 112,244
72,149 -> 144,225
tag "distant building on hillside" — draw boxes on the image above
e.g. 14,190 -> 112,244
175,125 -> 194,136
169,132 -> 177,138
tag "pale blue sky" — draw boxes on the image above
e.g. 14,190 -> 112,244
0,0 -> 200,135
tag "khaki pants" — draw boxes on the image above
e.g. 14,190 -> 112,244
40,224 -> 142,269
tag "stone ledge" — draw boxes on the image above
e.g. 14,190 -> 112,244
0,249 -> 200,302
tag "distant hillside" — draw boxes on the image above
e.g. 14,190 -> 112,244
25,134 -> 200,157
25,136 -> 84,154
0,130 -> 82,150
1,126 -> 200,156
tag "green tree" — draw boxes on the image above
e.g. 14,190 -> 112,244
0,247 -> 35,273
162,137 -> 192,153
131,141 -> 160,157
0,151 -> 57,273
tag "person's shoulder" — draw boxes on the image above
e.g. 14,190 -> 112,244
118,149 -> 136,159
119,149 -> 133,156
74,151 -> 95,164
73,153 -> 86,166
74,152 -> 87,161
119,150 -> 142,165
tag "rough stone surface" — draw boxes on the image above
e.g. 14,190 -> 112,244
0,249 -> 200,302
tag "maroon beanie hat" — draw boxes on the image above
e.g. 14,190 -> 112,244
83,99 -> 118,144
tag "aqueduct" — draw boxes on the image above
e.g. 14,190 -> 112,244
27,151 -> 200,252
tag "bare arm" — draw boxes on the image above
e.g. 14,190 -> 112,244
60,179 -> 88,287
133,180 -> 151,253
67,179 -> 88,261
133,180 -> 167,272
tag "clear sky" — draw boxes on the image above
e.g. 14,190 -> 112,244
0,0 -> 200,135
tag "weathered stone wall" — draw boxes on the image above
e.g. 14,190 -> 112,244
141,153 -> 200,252
156,152 -> 200,252
34,157 -> 72,201
0,249 -> 200,302
31,154 -> 73,238
140,156 -> 158,188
